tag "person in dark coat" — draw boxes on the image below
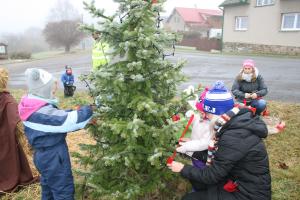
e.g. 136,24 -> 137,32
0,68 -> 38,193
61,65 -> 75,97
231,59 -> 268,115
168,81 -> 271,200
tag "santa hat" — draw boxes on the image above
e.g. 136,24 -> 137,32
195,87 -> 209,112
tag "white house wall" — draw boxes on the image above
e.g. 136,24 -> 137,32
223,0 -> 300,47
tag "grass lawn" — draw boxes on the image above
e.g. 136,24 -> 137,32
31,50 -> 66,59
1,90 -> 299,200
31,49 -> 90,60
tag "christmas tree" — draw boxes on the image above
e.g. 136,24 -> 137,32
77,0 -> 185,199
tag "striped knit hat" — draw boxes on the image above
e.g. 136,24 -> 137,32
203,81 -> 234,115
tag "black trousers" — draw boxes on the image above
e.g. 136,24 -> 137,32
182,191 -> 209,200
64,85 -> 76,97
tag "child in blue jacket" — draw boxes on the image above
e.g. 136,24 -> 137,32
18,68 -> 93,200
61,65 -> 75,97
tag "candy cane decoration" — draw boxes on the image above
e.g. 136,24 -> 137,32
166,114 -> 194,164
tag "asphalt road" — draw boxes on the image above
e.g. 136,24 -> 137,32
2,51 -> 300,103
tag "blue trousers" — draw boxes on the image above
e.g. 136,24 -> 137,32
250,99 -> 267,115
34,142 -> 74,200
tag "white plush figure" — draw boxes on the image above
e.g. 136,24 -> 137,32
177,87 -> 212,157
176,113 -> 211,157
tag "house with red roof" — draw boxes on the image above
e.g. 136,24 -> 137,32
165,7 -> 223,38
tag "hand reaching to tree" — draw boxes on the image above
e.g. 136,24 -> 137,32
180,137 -> 191,142
167,161 -> 184,173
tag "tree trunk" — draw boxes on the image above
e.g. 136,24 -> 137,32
65,45 -> 70,52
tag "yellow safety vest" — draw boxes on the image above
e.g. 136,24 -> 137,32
92,41 -> 110,70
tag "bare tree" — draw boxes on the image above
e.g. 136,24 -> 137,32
43,20 -> 84,52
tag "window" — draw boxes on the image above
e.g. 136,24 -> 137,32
256,0 -> 274,6
235,16 -> 248,31
281,13 -> 300,31
0,46 -> 5,54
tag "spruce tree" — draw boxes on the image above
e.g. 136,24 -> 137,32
78,0 -> 185,199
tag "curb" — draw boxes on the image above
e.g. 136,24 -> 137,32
0,50 -> 90,65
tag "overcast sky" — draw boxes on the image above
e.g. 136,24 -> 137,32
0,0 -> 224,34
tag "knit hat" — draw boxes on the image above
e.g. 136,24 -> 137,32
25,68 -> 56,99
243,59 -> 255,68
203,81 -> 234,115
65,65 -> 72,75
0,68 -> 9,92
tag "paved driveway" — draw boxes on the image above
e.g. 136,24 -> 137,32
2,51 -> 300,103
170,52 -> 300,103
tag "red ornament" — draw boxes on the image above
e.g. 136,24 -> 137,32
145,0 -> 157,4
262,109 -> 270,116
166,157 -> 173,165
276,121 -> 286,132
249,106 -> 256,115
172,114 -> 180,122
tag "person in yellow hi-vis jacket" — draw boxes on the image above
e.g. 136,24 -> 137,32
92,32 -> 110,70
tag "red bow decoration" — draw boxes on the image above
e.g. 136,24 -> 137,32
223,180 -> 238,192
234,99 -> 256,115
166,114 -> 194,164
145,0 -> 158,4
276,121 -> 286,132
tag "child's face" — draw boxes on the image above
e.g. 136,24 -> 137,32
199,111 -> 206,119
205,113 -> 214,120
243,66 -> 253,74
66,69 -> 72,74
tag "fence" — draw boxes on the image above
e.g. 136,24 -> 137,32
178,36 -> 221,51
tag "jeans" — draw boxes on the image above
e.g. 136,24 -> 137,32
250,99 -> 267,115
